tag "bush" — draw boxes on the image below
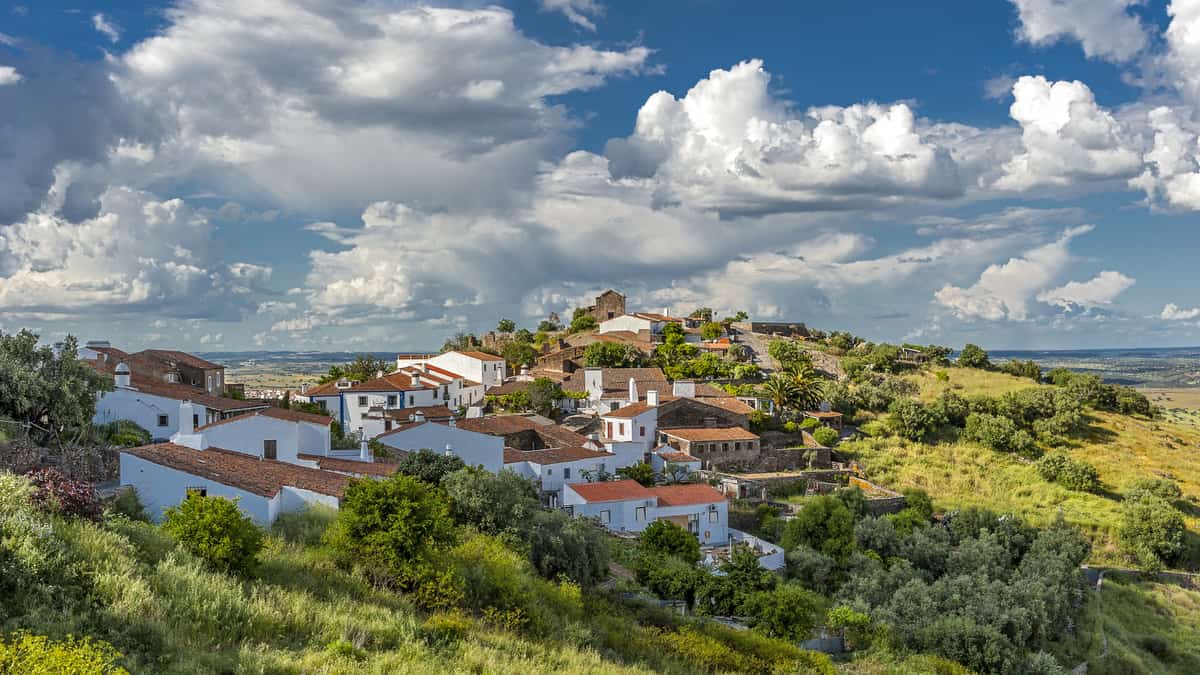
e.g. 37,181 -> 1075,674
782,496 -> 855,559
442,467 -> 539,535
798,416 -> 821,430
520,509 -> 610,586
1036,453 -> 1099,492
107,487 -> 150,522
395,448 -> 466,485
1128,478 -> 1182,502
887,398 -> 935,441
0,632 -> 129,674
741,582 -> 824,641
24,467 -> 100,520
616,462 -> 656,487
641,520 -> 701,564
928,390 -> 970,428
270,504 -> 339,546
162,494 -> 264,575
811,426 -> 839,447
998,359 -> 1042,381
1119,493 -> 1186,570
962,412 -> 1030,454
419,611 -> 473,647
93,419 -> 151,447
324,474 -> 454,578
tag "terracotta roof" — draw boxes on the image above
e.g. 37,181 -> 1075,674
452,350 -> 505,362
366,405 -> 456,421
105,371 -> 268,413
195,406 -> 333,431
661,427 -> 759,442
650,483 -> 725,507
122,443 -> 350,498
656,450 -> 699,463
566,479 -> 655,503
456,415 -> 542,435
604,401 -> 659,418
424,363 -> 480,385
304,373 -> 433,397
136,349 -> 223,371
805,410 -> 843,419
486,381 -> 531,396
696,397 -> 756,415
297,453 -> 400,477
503,446 -> 612,465
631,312 -> 683,323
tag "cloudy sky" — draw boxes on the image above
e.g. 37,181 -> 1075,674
3,0 -> 1200,352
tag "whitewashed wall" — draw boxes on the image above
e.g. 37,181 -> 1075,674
120,453 -> 272,524
95,389 -> 211,440
374,423 -> 504,473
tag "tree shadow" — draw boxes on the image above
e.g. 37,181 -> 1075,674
1075,417 -> 1118,444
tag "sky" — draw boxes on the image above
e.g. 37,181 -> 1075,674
2,0 -> 1200,352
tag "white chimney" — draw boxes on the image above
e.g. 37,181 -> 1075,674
647,389 -> 659,407
360,440 -> 371,461
376,370 -> 384,379
444,444 -> 453,456
300,383 -> 309,395
672,380 -> 696,398
421,363 -> 429,373
413,411 -> 426,423
628,378 -> 639,405
411,373 -> 422,387
448,418 -> 457,428
114,362 -> 131,388
179,400 -> 196,432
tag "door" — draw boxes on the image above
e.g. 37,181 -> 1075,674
263,439 -> 277,460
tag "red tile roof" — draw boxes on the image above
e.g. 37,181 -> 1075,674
661,427 -> 759,442
656,450 -> 699,463
137,349 -> 223,371
566,479 -> 655,503
122,443 -> 350,498
650,483 -> 725,507
100,371 -> 268,413
303,373 -> 433,397
805,410 -> 844,419
297,453 -> 400,477
603,401 -> 659,418
195,406 -> 333,431
503,446 -> 612,465
366,406 -> 456,421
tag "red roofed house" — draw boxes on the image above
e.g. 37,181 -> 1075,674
395,350 -> 507,389
649,447 -> 702,477
562,479 -> 728,546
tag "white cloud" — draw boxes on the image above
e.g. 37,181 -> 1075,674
0,66 -> 20,85
995,76 -> 1143,191
915,206 -> 1087,236
1037,270 -> 1135,310
539,0 -> 604,31
935,225 -> 1095,320
92,13 -> 121,43
115,2 -> 651,212
1161,303 -> 1200,320
1010,0 -> 1148,62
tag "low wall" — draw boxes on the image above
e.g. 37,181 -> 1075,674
729,529 -> 785,570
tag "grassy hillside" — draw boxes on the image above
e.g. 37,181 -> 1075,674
840,367 -> 1200,568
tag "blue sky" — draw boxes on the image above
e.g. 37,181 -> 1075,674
2,0 -> 1199,351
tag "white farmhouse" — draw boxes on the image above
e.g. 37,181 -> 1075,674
598,313 -> 681,336
93,363 -> 267,440
562,480 -> 729,547
296,372 -> 438,437
373,419 -> 504,473
503,446 -> 617,502
174,404 -> 334,462
600,385 -> 661,466
120,442 -> 348,526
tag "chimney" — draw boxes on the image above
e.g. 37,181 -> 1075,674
421,363 -> 429,373
628,378 -> 639,405
410,373 -> 421,387
300,383 -> 308,395
413,411 -> 426,423
376,370 -> 384,379
179,400 -> 196,432
360,439 -> 371,461
444,444 -> 454,457
448,418 -> 457,428
114,362 -> 131,388
672,380 -> 696,398
647,389 -> 659,407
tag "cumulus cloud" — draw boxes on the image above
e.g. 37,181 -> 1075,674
115,1 -> 651,212
995,76 -> 1143,191
0,65 -> 20,85
604,60 -> 967,216
1010,0 -> 1149,62
0,168 -> 267,318
1037,270 -> 1135,310
1161,303 -> 1200,320
92,13 -> 121,43
540,0 -> 604,31
935,225 -> 1097,320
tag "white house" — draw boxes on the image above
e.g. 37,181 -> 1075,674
562,480 -> 729,547
173,404 -> 334,462
600,384 -> 661,466
119,442 -> 348,526
373,420 -> 504,473
598,313 -> 681,336
295,372 -> 438,436
92,363 -> 267,440
395,350 -> 507,388
359,405 -> 456,440
503,446 -> 616,501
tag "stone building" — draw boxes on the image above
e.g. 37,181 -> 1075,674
660,427 -> 761,464
588,289 -> 626,322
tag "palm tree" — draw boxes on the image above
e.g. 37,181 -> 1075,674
760,374 -> 799,415
784,363 -> 824,411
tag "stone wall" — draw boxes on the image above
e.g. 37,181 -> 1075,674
0,441 -> 119,483
658,398 -> 749,430
591,291 -> 626,322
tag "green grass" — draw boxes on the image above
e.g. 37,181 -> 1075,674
1054,575 -> 1200,674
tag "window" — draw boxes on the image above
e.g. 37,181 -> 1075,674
546,468 -> 553,475
600,509 -> 611,524
263,440 -> 277,460
606,421 -> 613,437
635,506 -> 647,522
318,400 -> 327,411
387,395 -> 397,407
639,426 -> 645,437
357,395 -> 367,406
563,467 -> 571,479
157,414 -> 168,427
709,510 -> 719,523
207,375 -> 213,391
687,513 -> 700,534
722,443 -> 729,452
408,396 -> 415,406
384,420 -> 392,431
186,487 -> 207,498
618,422 -> 625,435
192,414 -> 199,429
734,442 -> 740,451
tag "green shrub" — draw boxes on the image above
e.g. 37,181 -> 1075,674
418,611 -> 473,647
798,417 -> 821,431
323,638 -> 365,661
394,448 -> 466,485
162,494 -> 264,575
741,582 -> 824,641
107,487 -> 150,522
1119,493 -> 1186,570
811,426 -> 839,447
1128,478 -> 1183,502
957,343 -> 991,369
962,412 -> 1038,455
1036,453 -> 1100,492
94,419 -> 151,447
270,504 -> 338,546
520,509 -> 610,586
782,420 -> 800,433
887,398 -> 935,441
0,632 -> 129,674
640,519 -> 701,564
